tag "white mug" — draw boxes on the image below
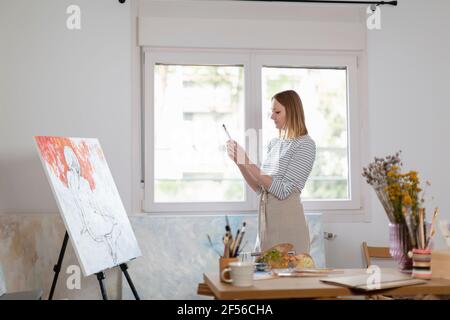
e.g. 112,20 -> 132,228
220,261 -> 254,287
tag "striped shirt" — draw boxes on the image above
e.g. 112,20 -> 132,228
259,135 -> 316,200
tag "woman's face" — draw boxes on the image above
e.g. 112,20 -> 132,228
270,99 -> 286,130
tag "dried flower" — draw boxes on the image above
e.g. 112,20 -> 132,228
362,151 -> 402,223
362,151 -> 432,249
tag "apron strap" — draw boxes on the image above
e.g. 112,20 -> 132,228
255,186 -> 269,253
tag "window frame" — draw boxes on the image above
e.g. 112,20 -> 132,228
142,47 -> 363,213
252,52 -> 361,211
142,48 -> 258,213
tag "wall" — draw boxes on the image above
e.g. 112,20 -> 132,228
0,0 -> 133,214
0,0 -> 132,299
0,213 -> 324,299
0,214 -> 121,299
1,0 -> 450,297
323,0 -> 450,267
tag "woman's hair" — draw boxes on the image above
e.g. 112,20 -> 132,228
272,90 -> 308,139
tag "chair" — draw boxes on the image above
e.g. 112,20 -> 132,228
361,242 -> 442,300
361,241 -> 392,268
361,242 -> 394,300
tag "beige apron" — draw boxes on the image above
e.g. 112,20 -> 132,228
255,187 -> 310,254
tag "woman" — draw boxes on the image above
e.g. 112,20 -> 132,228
226,90 -> 316,254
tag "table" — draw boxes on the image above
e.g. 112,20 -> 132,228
201,269 -> 450,300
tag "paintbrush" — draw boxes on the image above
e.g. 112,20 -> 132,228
207,234 -> 222,256
223,232 -> 230,258
237,240 -> 249,257
233,221 -> 246,257
225,215 -> 230,230
230,228 -> 240,257
224,216 -> 234,253
426,208 -> 439,249
419,208 -> 425,249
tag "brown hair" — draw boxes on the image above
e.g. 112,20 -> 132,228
272,90 -> 308,139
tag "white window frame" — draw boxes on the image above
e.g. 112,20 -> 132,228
253,52 -> 361,211
143,48 -> 258,213
142,47 -> 363,213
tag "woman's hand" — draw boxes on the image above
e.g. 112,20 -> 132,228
226,140 -> 249,165
226,140 -> 272,191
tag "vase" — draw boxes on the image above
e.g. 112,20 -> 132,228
388,223 -> 413,273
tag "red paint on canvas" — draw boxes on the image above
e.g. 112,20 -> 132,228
35,137 -> 96,191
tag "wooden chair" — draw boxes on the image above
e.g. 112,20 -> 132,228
361,242 -> 395,300
361,241 -> 392,268
361,242 -> 442,300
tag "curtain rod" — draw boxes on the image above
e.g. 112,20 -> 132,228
117,0 -> 397,6
233,0 -> 397,6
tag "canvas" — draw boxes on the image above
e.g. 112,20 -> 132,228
35,136 -> 141,276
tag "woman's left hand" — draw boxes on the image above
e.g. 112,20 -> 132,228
226,140 -> 249,164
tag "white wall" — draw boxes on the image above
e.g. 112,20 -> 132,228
1,0 -> 450,271
324,0 -> 450,267
0,0 -> 133,214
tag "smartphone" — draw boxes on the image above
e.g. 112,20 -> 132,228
222,124 -> 232,140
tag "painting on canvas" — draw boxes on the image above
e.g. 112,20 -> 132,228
35,136 -> 141,276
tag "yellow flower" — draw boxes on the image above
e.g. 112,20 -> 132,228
403,194 -> 412,206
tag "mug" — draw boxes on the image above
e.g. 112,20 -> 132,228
219,257 -> 239,282
220,261 -> 254,287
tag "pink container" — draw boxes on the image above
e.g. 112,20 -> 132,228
389,223 -> 413,273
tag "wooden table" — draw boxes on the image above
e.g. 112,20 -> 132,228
201,269 -> 450,300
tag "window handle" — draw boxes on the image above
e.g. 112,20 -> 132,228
324,232 -> 337,240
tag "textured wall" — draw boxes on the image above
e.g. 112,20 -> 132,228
122,213 -> 325,300
0,264 -> 5,296
0,214 -> 121,300
0,213 -> 324,300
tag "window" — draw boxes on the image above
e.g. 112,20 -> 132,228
143,49 -> 362,213
153,64 -> 245,203
261,67 -> 349,200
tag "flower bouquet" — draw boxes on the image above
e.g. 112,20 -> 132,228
362,151 -> 436,272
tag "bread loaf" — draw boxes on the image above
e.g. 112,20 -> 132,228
256,243 -> 315,269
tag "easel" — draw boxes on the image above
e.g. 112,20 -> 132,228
48,231 -> 140,300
